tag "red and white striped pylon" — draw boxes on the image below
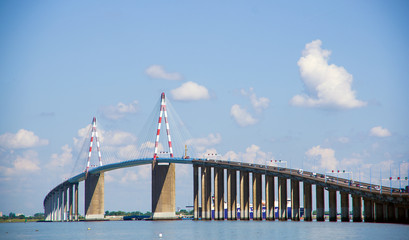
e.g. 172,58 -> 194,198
153,92 -> 174,161
85,117 -> 103,176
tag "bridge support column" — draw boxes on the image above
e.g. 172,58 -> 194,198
68,184 -> 73,221
340,192 -> 349,222
374,202 -> 384,222
252,173 -> 262,220
51,192 -> 56,221
386,203 -> 395,223
63,186 -> 68,221
363,198 -> 374,222
214,167 -> 224,220
278,177 -> 287,221
397,206 -> 405,223
47,198 -> 51,221
329,190 -> 337,222
58,188 -> 63,221
193,165 -> 199,220
152,162 -> 176,220
206,167 -> 211,220
201,166 -> 211,220
265,175 -> 275,221
316,185 -> 324,221
240,171 -> 249,220
303,182 -> 312,221
227,169 -> 237,220
55,191 -> 59,221
352,195 -> 362,222
291,179 -> 300,221
85,172 -> 105,220
74,183 -> 78,221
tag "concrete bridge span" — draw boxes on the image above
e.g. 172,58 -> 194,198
43,158 -> 409,223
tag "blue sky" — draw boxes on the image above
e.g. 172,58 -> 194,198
1,0 -> 408,216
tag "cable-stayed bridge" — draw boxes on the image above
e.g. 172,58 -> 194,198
43,93 -> 409,223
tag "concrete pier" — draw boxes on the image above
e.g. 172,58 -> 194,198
205,166 -> 211,220
74,183 -> 78,221
352,195 -> 362,222
374,202 -> 384,222
329,190 -> 337,222
193,165 -> 199,220
214,167 -> 224,220
340,192 -> 349,222
240,171 -> 249,220
201,166 -> 211,220
58,188 -> 63,221
252,173 -> 262,220
364,198 -> 374,222
278,177 -> 287,221
316,185 -> 325,221
303,182 -> 312,221
68,184 -> 73,221
152,162 -> 176,220
265,175 -> 275,220
227,169 -> 237,220
387,203 -> 395,223
63,186 -> 67,221
397,206 -> 405,223
85,173 -> 105,220
291,179 -> 300,221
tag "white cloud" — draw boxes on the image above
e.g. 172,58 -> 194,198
0,150 -> 41,176
186,133 -> 221,152
222,144 -> 273,165
340,157 -> 363,167
305,145 -> 338,171
100,100 -> 138,120
230,104 -> 257,127
49,145 -> 73,168
171,81 -> 210,101
117,144 -> 138,159
0,129 -> 48,149
146,65 -> 182,80
370,126 -> 391,137
290,39 -> 366,109
103,131 -> 137,146
241,88 -> 270,112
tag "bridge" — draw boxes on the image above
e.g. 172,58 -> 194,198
43,93 -> 409,223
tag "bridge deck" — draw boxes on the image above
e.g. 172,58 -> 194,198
44,158 -> 409,206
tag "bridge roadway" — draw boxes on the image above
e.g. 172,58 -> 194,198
43,157 -> 409,223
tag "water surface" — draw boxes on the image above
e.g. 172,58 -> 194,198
1,220 -> 408,240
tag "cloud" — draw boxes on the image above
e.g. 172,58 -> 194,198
145,65 -> 182,80
99,100 -> 138,120
171,81 -> 210,101
0,150 -> 41,176
186,133 -> 221,152
49,145 -> 73,168
241,88 -> 270,112
370,126 -> 391,137
103,131 -> 137,146
230,104 -> 257,127
222,144 -> 273,165
305,145 -> 338,171
0,129 -> 48,149
290,39 -> 367,109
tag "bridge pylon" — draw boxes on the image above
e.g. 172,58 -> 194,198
151,92 -> 176,220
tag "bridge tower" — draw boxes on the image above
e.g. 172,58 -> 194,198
151,92 -> 177,220
84,117 -> 105,220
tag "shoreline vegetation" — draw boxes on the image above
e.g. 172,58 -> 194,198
0,209 -> 194,223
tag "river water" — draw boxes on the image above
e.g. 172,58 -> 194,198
1,220 -> 408,240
